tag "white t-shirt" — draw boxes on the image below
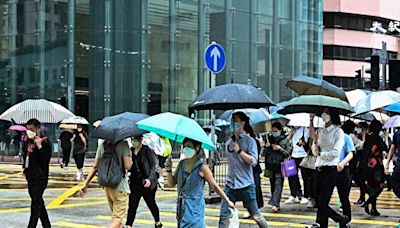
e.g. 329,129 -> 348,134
291,127 -> 309,158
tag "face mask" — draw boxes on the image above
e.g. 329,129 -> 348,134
77,128 -> 82,132
131,139 -> 141,148
271,131 -> 281,137
26,130 -> 36,139
230,122 -> 239,133
321,112 -> 331,124
355,127 -> 362,134
181,147 -> 196,160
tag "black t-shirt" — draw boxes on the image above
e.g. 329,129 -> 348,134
59,131 -> 73,148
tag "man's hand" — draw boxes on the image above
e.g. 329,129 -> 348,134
79,184 -> 88,197
231,142 -> 240,154
34,136 -> 42,149
337,162 -> 345,172
165,155 -> 172,173
144,179 -> 151,188
226,199 -> 235,209
272,144 -> 281,151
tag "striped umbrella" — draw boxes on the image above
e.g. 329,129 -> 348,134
0,99 -> 76,124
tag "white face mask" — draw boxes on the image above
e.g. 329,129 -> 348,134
321,112 -> 331,124
181,147 -> 196,160
26,130 -> 36,139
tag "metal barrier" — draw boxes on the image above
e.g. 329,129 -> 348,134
208,143 -> 228,195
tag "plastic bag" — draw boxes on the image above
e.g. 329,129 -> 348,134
229,208 -> 239,228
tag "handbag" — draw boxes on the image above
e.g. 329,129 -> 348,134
281,158 -> 297,177
300,155 -> 317,170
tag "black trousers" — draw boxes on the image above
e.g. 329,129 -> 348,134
392,163 -> 400,198
302,167 -> 316,199
61,146 -> 71,166
73,152 -> 85,169
288,157 -> 304,197
126,183 -> 160,226
336,166 -> 352,221
28,182 -> 51,228
352,167 -> 368,201
315,166 -> 345,228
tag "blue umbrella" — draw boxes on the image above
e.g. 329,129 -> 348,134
385,103 -> 400,113
136,112 -> 214,150
92,112 -> 149,143
219,108 -> 288,126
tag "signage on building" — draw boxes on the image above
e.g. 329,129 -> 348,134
370,21 -> 400,34
204,42 -> 226,74
388,21 -> 400,33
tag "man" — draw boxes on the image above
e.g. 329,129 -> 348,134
22,119 -> 52,228
58,129 -> 73,169
219,112 -> 268,228
80,139 -> 132,228
386,128 -> 400,199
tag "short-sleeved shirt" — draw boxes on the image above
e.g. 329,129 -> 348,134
95,140 -> 131,194
391,130 -> 400,163
340,134 -> 355,165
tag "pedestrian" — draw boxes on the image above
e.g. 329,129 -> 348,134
157,136 -> 172,189
71,125 -> 88,181
386,128 -> 400,198
22,118 -> 52,228
310,109 -> 349,228
335,120 -> 355,225
218,111 -> 268,227
165,137 -> 234,227
352,122 -> 369,206
125,135 -> 163,228
80,139 -> 132,228
11,131 -> 22,156
264,122 -> 291,213
58,129 -> 73,169
286,126 -> 309,204
300,123 -> 317,209
362,120 -> 388,216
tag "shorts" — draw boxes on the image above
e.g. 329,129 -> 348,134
104,187 -> 128,223
157,155 -> 167,168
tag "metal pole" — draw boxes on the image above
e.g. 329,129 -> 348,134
140,0 -> 148,113
169,0 -> 177,112
9,0 -> 17,104
38,0 -> 46,98
225,0 -> 233,83
381,41 -> 387,89
67,0 -> 75,111
104,0 -> 111,116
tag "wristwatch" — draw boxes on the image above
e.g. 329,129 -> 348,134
237,149 -> 242,155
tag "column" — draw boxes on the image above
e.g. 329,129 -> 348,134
225,0 -> 233,83
272,0 -> 281,101
168,0 -> 177,112
38,0 -> 46,98
9,0 -> 17,104
104,0 -> 111,116
141,0 -> 148,113
67,0 -> 75,111
249,0 -> 258,84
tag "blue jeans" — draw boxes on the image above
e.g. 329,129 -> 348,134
219,184 -> 268,228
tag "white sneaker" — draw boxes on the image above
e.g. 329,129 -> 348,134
285,196 -> 297,204
242,212 -> 251,219
158,177 -> 164,190
295,197 -> 301,203
75,172 -> 81,181
300,198 -> 309,204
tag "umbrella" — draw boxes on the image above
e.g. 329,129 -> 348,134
286,76 -> 348,101
92,112 -> 149,143
278,95 -> 353,116
8,125 -> 27,132
203,125 -> 222,132
219,108 -> 288,126
285,113 -> 325,128
385,103 -> 400,113
0,99 -> 75,124
353,90 -> 400,116
92,120 -> 101,128
188,83 -> 275,112
384,116 -> 400,129
345,89 -> 372,107
136,112 -> 214,150
142,132 -> 169,156
351,111 -> 390,122
59,123 -> 78,129
61,116 -> 89,125
214,119 -> 230,127
269,101 -> 288,113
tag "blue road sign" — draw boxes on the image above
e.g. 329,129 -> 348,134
204,42 -> 226,74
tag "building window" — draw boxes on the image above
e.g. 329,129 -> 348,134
324,45 -> 396,62
324,12 -> 392,33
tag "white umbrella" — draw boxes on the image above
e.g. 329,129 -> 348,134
384,116 -> 400,129
0,99 -> 75,124
345,89 -> 371,107
142,132 -> 168,156
353,90 -> 400,116
61,116 -> 89,125
285,113 -> 325,128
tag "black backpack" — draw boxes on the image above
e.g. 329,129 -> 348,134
98,141 -> 125,188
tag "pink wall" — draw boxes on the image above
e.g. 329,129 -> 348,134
324,60 -> 370,78
324,29 -> 400,52
324,0 -> 400,21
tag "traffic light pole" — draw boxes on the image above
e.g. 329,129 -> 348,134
381,41 -> 387,90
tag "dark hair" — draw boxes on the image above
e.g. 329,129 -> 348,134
369,119 -> 382,134
232,111 -> 253,135
342,120 -> 356,135
182,138 -> 201,148
26,119 -> 41,128
326,108 -> 341,125
358,122 -> 369,130
244,125 -> 256,138
271,122 -> 283,131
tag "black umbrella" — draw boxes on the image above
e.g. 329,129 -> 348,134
286,75 -> 348,102
92,112 -> 149,143
188,83 -> 275,113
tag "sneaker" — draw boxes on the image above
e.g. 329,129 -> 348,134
75,172 -> 81,181
354,199 -> 365,205
242,212 -> 251,219
271,206 -> 280,213
60,163 -> 64,169
307,199 -> 316,209
285,196 -> 297,204
295,197 -> 301,203
158,177 -> 164,190
300,198 -> 309,204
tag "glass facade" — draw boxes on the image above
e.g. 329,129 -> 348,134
0,0 -> 322,147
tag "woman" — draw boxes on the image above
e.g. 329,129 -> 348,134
126,135 -> 162,228
71,125 -> 88,181
362,120 -> 387,216
59,129 -> 73,169
310,108 -> 348,228
166,138 -> 234,227
264,122 -> 291,213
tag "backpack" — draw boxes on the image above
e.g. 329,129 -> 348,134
98,141 -> 125,188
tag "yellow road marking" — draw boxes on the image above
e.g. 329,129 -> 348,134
0,188 -> 69,192
47,182 -> 85,208
0,172 -> 22,180
53,221 -> 106,228
0,207 -> 30,214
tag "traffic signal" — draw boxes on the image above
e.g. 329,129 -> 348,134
365,55 -> 380,90
355,69 -> 362,88
389,60 -> 400,91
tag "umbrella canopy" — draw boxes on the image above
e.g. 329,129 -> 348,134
142,132 -> 169,156
136,112 -> 214,150
9,125 -> 27,132
351,111 -> 390,122
345,89 -> 372,107
61,116 -> 89,125
92,112 -> 149,143
92,120 -> 101,128
214,119 -> 230,127
59,123 -> 78,129
285,113 -> 325,128
188,83 -> 275,112
269,101 -> 288,113
219,108 -> 288,126
0,99 -> 75,124
385,103 -> 400,113
286,76 -> 348,101
278,95 -> 353,116
384,116 -> 400,129
203,125 -> 222,132
353,90 -> 400,116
